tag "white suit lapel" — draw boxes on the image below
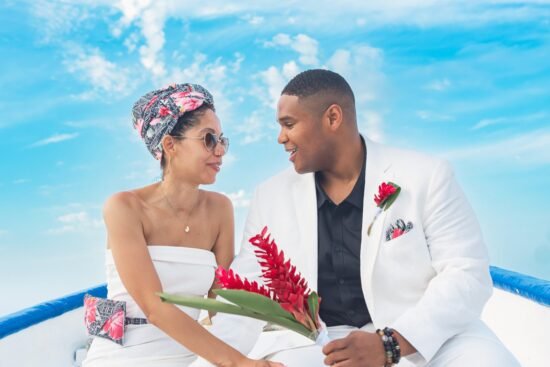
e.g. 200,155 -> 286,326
361,138 -> 393,312
291,172 -> 319,290
288,138 -> 392,295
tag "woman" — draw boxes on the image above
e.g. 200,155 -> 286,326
83,84 -> 283,367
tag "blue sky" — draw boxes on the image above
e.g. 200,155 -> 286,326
1,0 -> 549,316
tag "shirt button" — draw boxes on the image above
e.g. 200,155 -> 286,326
339,279 -> 345,285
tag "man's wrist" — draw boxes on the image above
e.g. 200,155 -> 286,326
376,328 -> 400,366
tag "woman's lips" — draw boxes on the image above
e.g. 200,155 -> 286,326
207,163 -> 221,172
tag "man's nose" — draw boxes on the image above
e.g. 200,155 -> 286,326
277,128 -> 287,145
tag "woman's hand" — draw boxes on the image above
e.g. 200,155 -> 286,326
237,357 -> 286,367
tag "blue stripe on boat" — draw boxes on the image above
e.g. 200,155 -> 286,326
0,284 -> 107,339
0,267 -> 549,340
490,266 -> 550,307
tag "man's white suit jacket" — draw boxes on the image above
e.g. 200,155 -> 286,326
192,137 -> 492,365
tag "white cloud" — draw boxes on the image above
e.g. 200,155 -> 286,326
222,152 -> 237,166
29,133 -> 79,147
64,45 -> 132,98
107,0 -> 550,33
258,65 -> 290,110
230,53 -> 245,73
65,116 -> 126,130
282,61 -> 300,80
325,45 -> 387,142
12,179 -> 30,184
138,6 -> 167,77
46,210 -> 103,235
223,189 -> 251,208
292,34 -> 319,66
237,110 -> 271,144
473,117 -> 507,130
266,33 -> 319,66
443,129 -> 550,166
254,41 -> 386,142
165,53 -> 239,120
242,14 -> 264,25
359,111 -> 384,143
32,0 -> 550,81
327,49 -> 352,77
38,183 -> 73,197
472,112 -> 547,130
256,60 -> 301,110
269,33 -> 291,46
123,32 -> 140,53
417,110 -> 454,122
326,45 -> 384,104
30,0 -> 95,43
426,78 -> 451,91
58,211 -> 89,223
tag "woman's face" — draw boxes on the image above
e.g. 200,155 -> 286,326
170,109 -> 228,185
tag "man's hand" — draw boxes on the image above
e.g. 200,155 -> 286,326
322,331 -> 386,366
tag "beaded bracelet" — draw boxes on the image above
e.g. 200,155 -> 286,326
376,327 -> 401,366
384,327 -> 401,363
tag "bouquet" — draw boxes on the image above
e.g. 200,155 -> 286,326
159,226 -> 328,344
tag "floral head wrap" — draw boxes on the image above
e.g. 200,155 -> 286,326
132,83 -> 215,159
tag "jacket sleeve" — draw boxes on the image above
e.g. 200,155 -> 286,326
390,160 -> 493,363
189,189 -> 267,366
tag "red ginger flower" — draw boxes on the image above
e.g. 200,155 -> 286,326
215,267 -> 273,300
214,227 -> 321,331
374,182 -> 398,207
248,227 -> 319,330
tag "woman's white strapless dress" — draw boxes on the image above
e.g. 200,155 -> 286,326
82,246 -> 216,367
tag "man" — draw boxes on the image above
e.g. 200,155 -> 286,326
192,69 -> 518,366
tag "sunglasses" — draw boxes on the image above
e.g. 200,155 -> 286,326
173,132 -> 229,153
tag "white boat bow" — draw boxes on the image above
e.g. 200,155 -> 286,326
1,266 -> 548,366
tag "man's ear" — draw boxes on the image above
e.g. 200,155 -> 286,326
324,104 -> 344,131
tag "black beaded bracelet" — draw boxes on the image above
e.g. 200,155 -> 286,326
376,329 -> 395,366
383,327 -> 401,364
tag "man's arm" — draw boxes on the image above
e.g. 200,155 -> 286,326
390,160 -> 493,362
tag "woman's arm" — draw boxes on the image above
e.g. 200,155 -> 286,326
103,192 -> 269,367
208,194 -> 235,314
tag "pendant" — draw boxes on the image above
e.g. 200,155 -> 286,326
184,225 -> 190,233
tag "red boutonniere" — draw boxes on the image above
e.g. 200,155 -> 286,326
367,182 -> 401,235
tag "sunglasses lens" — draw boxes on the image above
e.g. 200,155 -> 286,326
204,132 -> 217,151
220,137 -> 229,152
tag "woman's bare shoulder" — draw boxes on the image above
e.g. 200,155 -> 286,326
104,191 -> 141,209
102,190 -> 150,223
202,190 -> 233,211
104,183 -> 158,212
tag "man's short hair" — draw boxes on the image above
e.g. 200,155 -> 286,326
281,69 -> 355,104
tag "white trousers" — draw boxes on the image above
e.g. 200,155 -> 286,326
265,321 -> 520,367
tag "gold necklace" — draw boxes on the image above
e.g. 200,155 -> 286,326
162,186 -> 201,233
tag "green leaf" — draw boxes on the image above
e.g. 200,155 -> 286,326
159,292 -> 252,316
213,289 -> 294,321
158,292 -> 315,339
307,292 -> 320,325
383,184 -> 401,211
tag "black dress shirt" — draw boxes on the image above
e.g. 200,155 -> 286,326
315,146 -> 371,327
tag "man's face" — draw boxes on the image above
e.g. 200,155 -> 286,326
276,94 -> 327,174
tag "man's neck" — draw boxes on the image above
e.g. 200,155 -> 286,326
317,135 -> 365,204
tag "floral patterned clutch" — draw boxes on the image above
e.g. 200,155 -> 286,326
84,294 -> 147,345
